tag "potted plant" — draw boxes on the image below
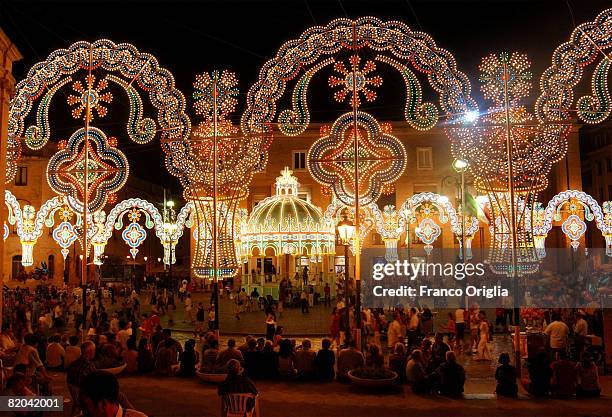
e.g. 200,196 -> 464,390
348,366 -> 398,388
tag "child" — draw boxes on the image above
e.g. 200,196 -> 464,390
446,312 -> 456,343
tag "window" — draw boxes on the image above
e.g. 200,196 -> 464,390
334,256 -> 345,274
416,147 -> 433,170
15,167 -> 27,186
11,255 -> 22,280
292,151 -> 306,171
371,233 -> 384,245
48,255 -> 55,279
297,186 -> 311,202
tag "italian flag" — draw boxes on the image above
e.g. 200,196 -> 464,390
464,191 -> 490,224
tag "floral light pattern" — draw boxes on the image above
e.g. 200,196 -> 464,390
67,75 -> 113,122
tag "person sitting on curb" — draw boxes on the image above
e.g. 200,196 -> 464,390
337,338 -> 364,381
432,351 -> 465,397
495,353 -> 518,398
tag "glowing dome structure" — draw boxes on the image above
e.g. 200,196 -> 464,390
242,168 -> 335,258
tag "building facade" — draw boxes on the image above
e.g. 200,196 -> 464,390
237,121 -> 585,281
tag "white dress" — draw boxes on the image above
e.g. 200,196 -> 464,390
476,321 -> 491,360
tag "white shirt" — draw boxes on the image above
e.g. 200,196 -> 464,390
46,343 -> 65,368
387,320 -> 402,347
15,345 -> 43,376
574,318 -> 588,337
455,309 -> 465,324
117,329 -> 131,351
544,320 -> 569,348
64,345 -> 81,369
409,314 -> 419,330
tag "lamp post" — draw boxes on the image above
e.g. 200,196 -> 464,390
451,159 -> 470,317
79,254 -> 85,336
163,197 -> 176,290
452,158 -> 470,262
127,255 -> 134,288
337,208 -> 356,344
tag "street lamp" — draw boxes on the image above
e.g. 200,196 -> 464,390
337,211 -> 356,245
452,158 -> 470,317
163,192 -> 177,287
452,158 -> 470,261
336,208 -> 355,344
452,158 -> 470,173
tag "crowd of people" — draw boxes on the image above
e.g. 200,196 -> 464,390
0,281 -> 606,417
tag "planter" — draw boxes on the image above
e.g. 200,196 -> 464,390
348,369 -> 398,388
196,370 -> 227,384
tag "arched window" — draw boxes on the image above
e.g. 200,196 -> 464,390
11,255 -> 22,280
48,255 -> 55,278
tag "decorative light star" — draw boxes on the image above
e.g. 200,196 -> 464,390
58,206 -> 73,222
193,70 -> 239,121
561,214 -> 587,249
479,52 -> 531,107
47,127 -> 128,212
308,111 -> 406,206
329,56 -> 382,108
127,208 -> 141,223
53,221 -> 78,259
67,75 -> 113,122
122,222 -> 146,258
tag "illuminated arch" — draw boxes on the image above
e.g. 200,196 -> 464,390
241,17 -> 478,183
534,190 -> 608,254
7,39 -> 192,202
536,9 -> 612,126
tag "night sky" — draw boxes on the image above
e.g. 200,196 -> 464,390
1,0 -> 609,191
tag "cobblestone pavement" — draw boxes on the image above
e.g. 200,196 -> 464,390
136,290 -> 333,335
48,371 -> 611,417
118,291 -> 520,378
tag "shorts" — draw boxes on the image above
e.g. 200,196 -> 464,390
455,322 -> 465,340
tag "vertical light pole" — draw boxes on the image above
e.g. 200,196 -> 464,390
502,60 -> 522,378
337,208 -> 355,344
81,46 -> 94,341
127,255 -> 134,287
452,159 -> 470,261
350,22 -> 362,340
211,77 -> 220,332
452,159 -> 470,315
163,199 -> 176,290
